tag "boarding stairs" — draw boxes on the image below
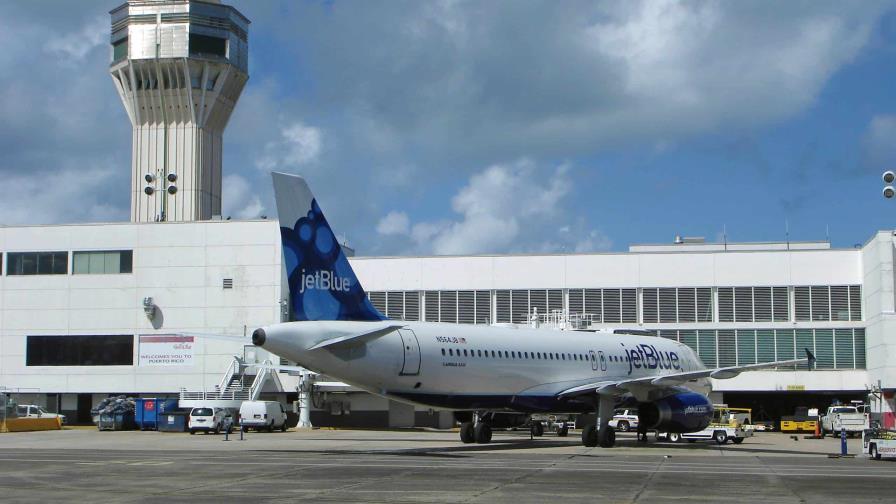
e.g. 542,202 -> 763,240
178,357 -> 282,409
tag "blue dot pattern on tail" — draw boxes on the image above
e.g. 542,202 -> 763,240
280,199 -> 387,322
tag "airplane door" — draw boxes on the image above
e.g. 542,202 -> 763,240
598,351 -> 607,372
589,350 -> 598,371
398,329 -> 421,376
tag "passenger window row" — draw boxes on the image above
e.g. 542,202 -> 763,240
439,347 -> 634,365
440,347 -> 595,362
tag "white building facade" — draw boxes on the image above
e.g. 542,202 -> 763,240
2,221 -> 895,427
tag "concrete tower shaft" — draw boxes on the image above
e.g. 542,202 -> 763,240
109,0 -> 249,222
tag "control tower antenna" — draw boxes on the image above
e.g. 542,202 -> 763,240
109,0 -> 249,222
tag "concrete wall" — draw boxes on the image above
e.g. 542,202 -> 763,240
0,220 -> 282,394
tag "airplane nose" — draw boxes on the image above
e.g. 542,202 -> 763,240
252,328 -> 266,346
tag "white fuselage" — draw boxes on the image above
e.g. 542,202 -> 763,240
260,321 -> 708,413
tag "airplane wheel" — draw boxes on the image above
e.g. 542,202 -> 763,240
714,431 -> 728,445
582,424 -> 598,447
531,422 -> 544,437
474,423 -> 492,444
598,426 -> 616,448
668,432 -> 681,443
460,422 -> 475,444
557,425 -> 569,437
617,421 -> 630,432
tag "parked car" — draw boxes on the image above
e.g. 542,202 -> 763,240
608,409 -> 638,432
239,401 -> 288,432
188,407 -> 231,434
16,404 -> 66,424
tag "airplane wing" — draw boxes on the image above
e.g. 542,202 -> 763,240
558,349 -> 815,399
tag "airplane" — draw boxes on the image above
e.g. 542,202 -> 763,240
249,172 -> 813,447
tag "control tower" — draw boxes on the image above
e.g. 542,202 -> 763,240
109,0 -> 249,222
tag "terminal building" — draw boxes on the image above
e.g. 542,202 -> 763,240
1,0 -> 894,429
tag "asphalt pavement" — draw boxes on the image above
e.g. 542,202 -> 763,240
0,429 -> 891,503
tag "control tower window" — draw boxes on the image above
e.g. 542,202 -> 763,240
112,38 -> 128,61
189,33 -> 226,58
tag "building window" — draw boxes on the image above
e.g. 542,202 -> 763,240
26,335 -> 134,366
368,291 -> 421,321
189,33 -> 227,58
7,251 -> 68,275
72,250 -> 132,275
794,285 -> 862,322
112,38 -> 128,61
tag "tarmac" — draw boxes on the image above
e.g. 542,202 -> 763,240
0,428 -> 892,503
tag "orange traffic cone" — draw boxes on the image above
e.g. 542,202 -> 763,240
814,421 -> 821,439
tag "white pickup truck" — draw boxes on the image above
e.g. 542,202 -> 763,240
820,406 -> 868,437
16,404 -> 66,424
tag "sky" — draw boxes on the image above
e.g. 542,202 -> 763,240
2,0 -> 896,256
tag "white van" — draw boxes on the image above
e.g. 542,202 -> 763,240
239,401 -> 288,432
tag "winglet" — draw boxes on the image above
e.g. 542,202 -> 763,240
805,348 -> 816,370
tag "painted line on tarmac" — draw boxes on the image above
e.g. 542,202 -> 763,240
0,458 -> 891,479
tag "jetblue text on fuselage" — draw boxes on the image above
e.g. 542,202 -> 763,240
298,269 -> 351,294
623,343 -> 681,375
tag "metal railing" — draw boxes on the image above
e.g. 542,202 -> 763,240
179,359 -> 273,403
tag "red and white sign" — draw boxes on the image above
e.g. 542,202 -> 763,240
138,335 -> 194,366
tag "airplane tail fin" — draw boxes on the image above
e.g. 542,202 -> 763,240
272,172 -> 386,322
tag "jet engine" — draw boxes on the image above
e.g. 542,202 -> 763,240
638,392 -> 713,433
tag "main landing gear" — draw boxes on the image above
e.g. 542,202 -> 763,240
582,395 -> 616,448
459,413 -> 493,444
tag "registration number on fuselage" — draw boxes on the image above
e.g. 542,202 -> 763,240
436,336 -> 466,344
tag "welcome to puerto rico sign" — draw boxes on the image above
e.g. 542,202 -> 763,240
138,335 -> 194,366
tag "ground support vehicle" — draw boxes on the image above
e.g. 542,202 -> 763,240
863,429 -> 896,460
659,424 -> 752,444
781,407 -> 819,434
659,405 -> 753,444
821,406 -> 869,438
528,414 -> 573,437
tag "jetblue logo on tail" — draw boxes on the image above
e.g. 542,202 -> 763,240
279,197 -> 386,322
299,269 -> 351,294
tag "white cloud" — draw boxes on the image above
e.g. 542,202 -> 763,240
376,211 -> 410,235
256,121 -> 323,171
43,15 -> 107,62
863,114 -> 896,169
222,174 -> 264,219
388,159 -> 610,255
0,165 -> 127,225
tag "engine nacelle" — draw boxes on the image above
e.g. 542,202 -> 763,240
639,392 -> 713,433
